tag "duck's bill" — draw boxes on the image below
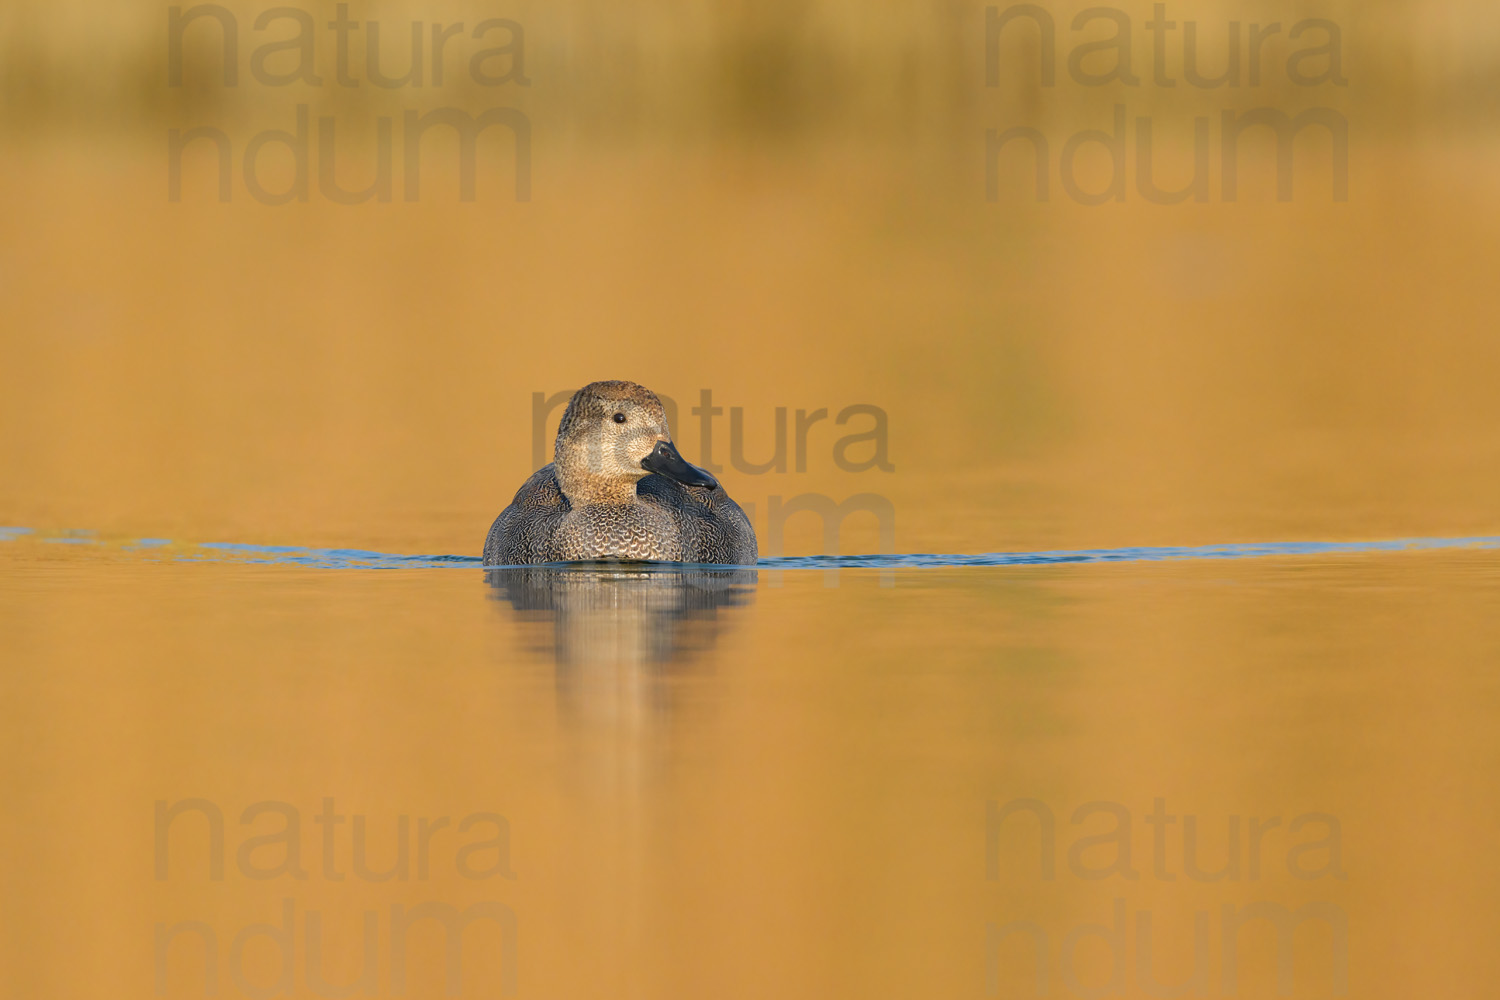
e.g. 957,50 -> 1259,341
642,440 -> 719,489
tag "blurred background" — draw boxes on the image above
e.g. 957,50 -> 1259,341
1,0 -> 1498,557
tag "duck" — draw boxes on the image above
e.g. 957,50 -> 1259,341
483,380 -> 758,566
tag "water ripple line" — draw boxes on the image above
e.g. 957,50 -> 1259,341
4,527 -> 1500,571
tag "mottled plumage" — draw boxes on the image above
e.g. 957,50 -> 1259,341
483,381 -> 757,566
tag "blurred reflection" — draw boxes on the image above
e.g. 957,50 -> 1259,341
486,563 -> 756,665
485,564 -> 756,726
483,564 -> 755,952
485,563 -> 755,821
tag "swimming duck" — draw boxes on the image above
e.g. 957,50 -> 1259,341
483,381 -> 758,565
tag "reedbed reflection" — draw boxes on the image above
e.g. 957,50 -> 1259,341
484,563 -> 757,669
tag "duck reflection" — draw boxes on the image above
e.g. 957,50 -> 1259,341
484,563 -> 756,669
486,564 -> 757,916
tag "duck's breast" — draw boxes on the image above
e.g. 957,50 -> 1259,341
637,475 -> 758,565
555,501 -> 686,561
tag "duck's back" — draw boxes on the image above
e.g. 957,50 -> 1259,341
483,465 -> 758,566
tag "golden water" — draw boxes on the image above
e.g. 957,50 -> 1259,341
5,1 -> 1500,996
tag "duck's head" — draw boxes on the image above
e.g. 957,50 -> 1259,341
553,380 -> 718,502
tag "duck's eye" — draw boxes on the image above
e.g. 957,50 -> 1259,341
612,412 -> 626,424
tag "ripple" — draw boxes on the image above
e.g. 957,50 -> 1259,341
4,527 -> 1500,570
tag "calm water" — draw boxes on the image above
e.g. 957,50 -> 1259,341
4,530 -> 1500,997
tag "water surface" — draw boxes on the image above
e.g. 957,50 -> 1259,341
4,534 -> 1499,997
